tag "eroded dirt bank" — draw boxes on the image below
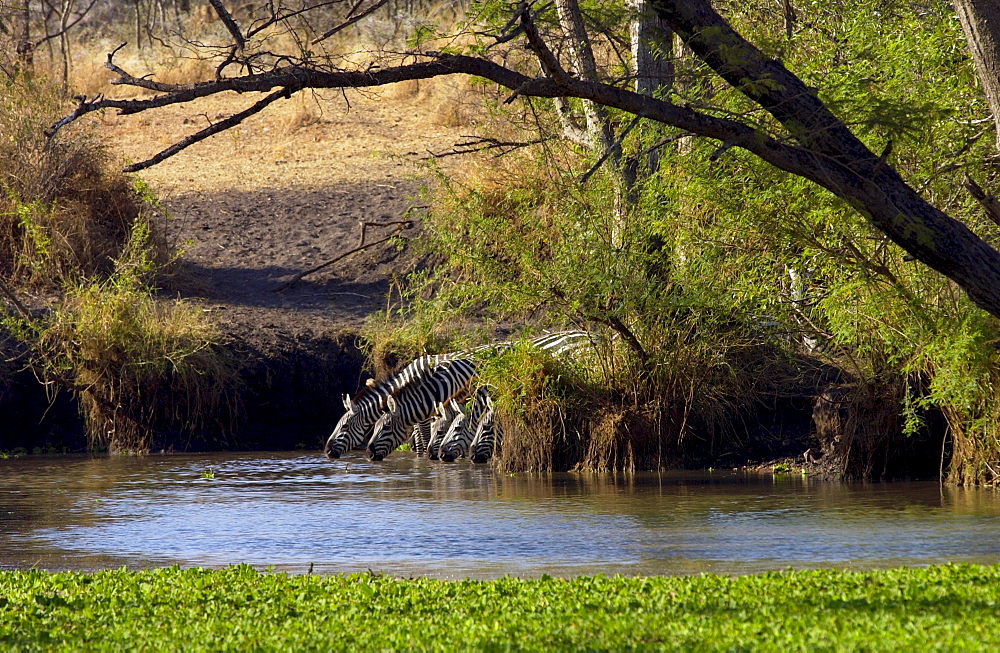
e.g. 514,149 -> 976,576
132,88 -> 469,449
4,84 -> 473,451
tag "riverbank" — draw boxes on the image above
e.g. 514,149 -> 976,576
2,564 -> 998,650
2,82 -> 476,453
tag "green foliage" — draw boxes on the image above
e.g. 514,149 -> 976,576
1,564 -> 999,650
384,0 -> 1000,481
2,215 -> 238,453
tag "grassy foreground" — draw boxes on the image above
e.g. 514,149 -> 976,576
1,565 -> 999,651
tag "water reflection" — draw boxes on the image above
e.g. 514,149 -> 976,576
1,452 -> 999,579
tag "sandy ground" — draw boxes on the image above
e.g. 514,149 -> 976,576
94,81 -> 479,347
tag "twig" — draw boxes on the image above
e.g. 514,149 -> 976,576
964,174 -> 1000,228
579,114 -> 642,184
123,88 -> 294,172
312,0 -> 390,45
209,0 -> 246,49
273,221 -> 414,291
424,136 -> 550,159
0,277 -> 32,319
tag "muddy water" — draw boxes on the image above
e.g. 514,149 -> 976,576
2,452 -> 999,579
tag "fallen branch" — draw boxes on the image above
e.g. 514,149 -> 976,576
0,276 -> 32,320
272,219 -> 414,292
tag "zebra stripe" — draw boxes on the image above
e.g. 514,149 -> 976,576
411,420 -> 432,456
439,387 -> 491,463
426,397 -> 466,461
325,330 -> 597,459
469,397 -> 499,464
323,353 -> 456,458
367,358 -> 478,461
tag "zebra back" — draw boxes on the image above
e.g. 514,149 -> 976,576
367,358 -> 478,461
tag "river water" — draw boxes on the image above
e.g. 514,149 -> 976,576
2,451 -> 999,579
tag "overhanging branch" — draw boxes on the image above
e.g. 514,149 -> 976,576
123,87 -> 295,172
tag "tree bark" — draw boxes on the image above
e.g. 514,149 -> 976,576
630,0 -> 673,173
15,0 -> 33,69
553,0 -> 616,156
953,0 -> 1000,151
631,0 -> 673,97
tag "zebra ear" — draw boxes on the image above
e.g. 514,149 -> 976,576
343,394 -> 354,411
387,396 -> 397,413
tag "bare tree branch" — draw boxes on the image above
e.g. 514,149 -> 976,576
311,0 -> 390,45
123,88 -> 294,172
425,135 -> 552,159
209,0 -> 245,49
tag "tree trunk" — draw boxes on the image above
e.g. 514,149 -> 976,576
15,0 -> 33,70
954,0 -> 1000,151
553,0 -> 617,155
631,0 -> 673,97
630,0 -> 673,173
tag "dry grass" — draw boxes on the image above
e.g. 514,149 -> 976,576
0,79 -> 159,286
33,220 -> 241,453
0,75 -> 237,453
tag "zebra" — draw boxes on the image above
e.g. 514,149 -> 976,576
325,330 -> 598,459
426,397 -> 467,461
366,330 -> 601,461
468,395 -> 500,464
323,353 -> 459,458
367,357 -> 478,461
439,386 -> 492,463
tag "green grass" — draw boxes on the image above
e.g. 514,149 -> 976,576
1,564 -> 999,650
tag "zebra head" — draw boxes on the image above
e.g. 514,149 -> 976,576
324,394 -> 364,459
469,404 -> 499,464
438,411 -> 468,463
367,398 -> 410,461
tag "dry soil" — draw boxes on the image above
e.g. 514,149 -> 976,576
97,81 -> 479,351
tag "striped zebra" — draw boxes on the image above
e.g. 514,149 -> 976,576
367,330 -> 599,461
325,330 -> 598,459
439,387 -> 492,463
426,397 -> 466,461
468,396 -> 499,464
323,353 -> 458,458
367,357 -> 478,461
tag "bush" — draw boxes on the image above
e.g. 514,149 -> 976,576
26,219 -> 240,452
0,76 -> 237,453
0,79 -> 155,286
